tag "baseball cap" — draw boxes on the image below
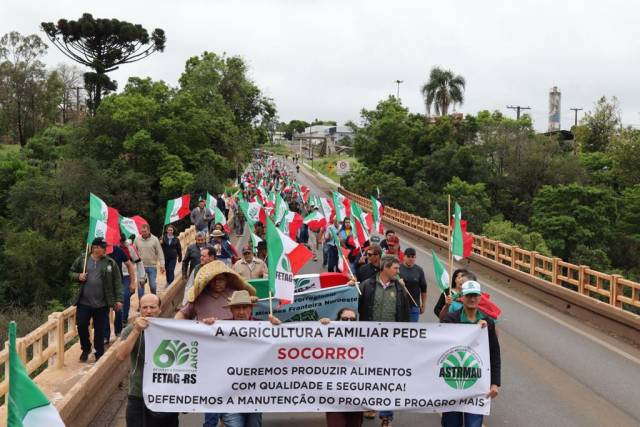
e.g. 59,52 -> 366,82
461,280 -> 482,296
91,237 -> 107,248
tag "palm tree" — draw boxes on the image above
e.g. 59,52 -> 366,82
421,67 -> 466,116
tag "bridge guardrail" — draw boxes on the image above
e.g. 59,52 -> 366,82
0,225 -> 196,420
339,188 -> 640,321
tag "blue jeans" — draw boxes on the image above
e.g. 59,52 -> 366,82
379,410 -> 393,420
145,267 -> 157,294
165,258 -> 177,286
441,412 -> 483,427
410,306 -> 421,323
204,413 -> 262,427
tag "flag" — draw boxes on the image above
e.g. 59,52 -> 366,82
320,197 -> 334,223
249,272 -> 351,299
279,211 -> 303,241
7,322 -> 65,427
432,250 -> 450,293
332,191 -> 350,223
240,200 -> 266,227
451,202 -> 469,260
213,206 -> 230,233
376,186 -> 381,199
329,227 -> 352,274
350,202 -> 370,244
164,194 -> 191,225
303,210 -> 327,232
119,215 -> 147,239
370,196 -> 384,235
205,192 -> 217,211
87,193 -> 120,245
273,193 -> 289,224
266,217 -> 313,304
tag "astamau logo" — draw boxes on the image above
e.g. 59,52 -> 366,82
438,347 -> 483,390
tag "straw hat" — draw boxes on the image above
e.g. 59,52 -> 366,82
224,290 -> 253,308
188,260 -> 256,303
210,229 -> 225,238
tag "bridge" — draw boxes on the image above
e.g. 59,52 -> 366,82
2,157 -> 640,427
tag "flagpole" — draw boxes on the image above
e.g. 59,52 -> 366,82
268,291 -> 273,316
82,243 -> 90,274
342,252 -> 361,295
447,195 -> 452,297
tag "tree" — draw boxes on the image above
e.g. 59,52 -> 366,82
0,32 -> 64,145
574,96 -> 620,152
41,13 -> 166,114
609,127 -> 640,188
482,218 -> 551,255
283,120 -> 310,140
55,63 -> 84,122
421,67 -> 465,116
530,184 -> 617,260
444,177 -> 492,232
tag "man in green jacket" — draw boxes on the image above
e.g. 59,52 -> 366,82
70,237 -> 123,362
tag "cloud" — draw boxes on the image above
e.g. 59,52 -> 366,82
3,0 -> 640,130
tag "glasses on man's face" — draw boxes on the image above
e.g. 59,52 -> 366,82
366,252 -> 379,257
340,317 -> 356,321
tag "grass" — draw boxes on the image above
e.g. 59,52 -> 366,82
260,144 -> 291,156
308,154 -> 359,183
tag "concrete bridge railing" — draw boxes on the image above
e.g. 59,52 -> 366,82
340,188 -> 640,334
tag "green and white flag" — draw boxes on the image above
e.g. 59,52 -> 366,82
451,202 -> 464,260
273,193 -> 289,225
87,193 -> 120,245
432,250 -> 450,293
266,217 -> 313,304
8,322 -> 65,427
164,194 -> 191,225
205,192 -> 217,211
250,232 -> 262,254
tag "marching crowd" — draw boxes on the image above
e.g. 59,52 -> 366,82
70,153 -> 501,427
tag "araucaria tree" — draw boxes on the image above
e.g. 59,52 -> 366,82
41,13 -> 166,114
421,66 -> 465,116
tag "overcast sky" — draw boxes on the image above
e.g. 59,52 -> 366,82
3,0 -> 640,131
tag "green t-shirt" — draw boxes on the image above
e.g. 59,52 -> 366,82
121,324 -> 144,398
460,309 -> 485,324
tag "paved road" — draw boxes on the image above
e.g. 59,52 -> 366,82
178,159 -> 640,427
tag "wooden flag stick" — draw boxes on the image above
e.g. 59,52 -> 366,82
447,195 -> 453,296
342,252 -> 362,295
82,243 -> 90,274
268,291 -> 274,316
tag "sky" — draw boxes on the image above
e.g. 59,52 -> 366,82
3,0 -> 640,131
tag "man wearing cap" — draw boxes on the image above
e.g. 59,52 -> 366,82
384,234 -> 404,263
399,247 -> 427,323
233,244 -> 268,280
441,280 -> 501,427
191,198 -> 213,233
69,237 -> 123,362
210,229 -> 237,266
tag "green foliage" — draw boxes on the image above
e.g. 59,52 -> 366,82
444,177 -> 492,232
41,13 -> 166,114
421,67 -> 465,116
530,184 -> 617,260
609,128 -> 640,188
574,96 -> 621,152
482,218 -> 551,255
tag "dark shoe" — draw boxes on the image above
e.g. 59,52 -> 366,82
79,350 -> 90,362
95,354 -> 102,362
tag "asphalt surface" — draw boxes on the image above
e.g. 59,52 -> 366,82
177,159 -> 640,427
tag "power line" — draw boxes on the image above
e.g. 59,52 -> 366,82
506,105 -> 531,120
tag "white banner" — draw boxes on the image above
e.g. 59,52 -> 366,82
143,318 -> 492,415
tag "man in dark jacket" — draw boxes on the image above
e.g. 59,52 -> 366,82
69,237 -> 123,362
358,255 -> 410,425
356,244 -> 382,283
441,280 -> 501,427
182,231 -> 207,279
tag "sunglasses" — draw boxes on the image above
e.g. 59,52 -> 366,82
366,252 -> 379,256
340,317 -> 356,321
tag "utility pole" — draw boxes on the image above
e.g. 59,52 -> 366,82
506,105 -> 531,120
395,80 -> 403,100
569,107 -> 583,127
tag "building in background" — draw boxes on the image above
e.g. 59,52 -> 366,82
548,86 -> 561,132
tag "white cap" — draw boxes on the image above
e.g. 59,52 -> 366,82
461,280 -> 482,296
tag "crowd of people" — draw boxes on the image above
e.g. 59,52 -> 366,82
71,152 -> 501,427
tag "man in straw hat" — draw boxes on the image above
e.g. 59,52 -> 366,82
175,260 -> 257,323
198,290 -> 280,427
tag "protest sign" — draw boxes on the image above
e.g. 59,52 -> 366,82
249,272 -> 350,299
253,285 -> 359,322
143,318 -> 492,415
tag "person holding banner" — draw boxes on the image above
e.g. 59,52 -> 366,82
319,307 -> 363,427
435,270 -> 476,321
116,293 -> 179,427
358,255 -> 411,426
441,280 -> 501,427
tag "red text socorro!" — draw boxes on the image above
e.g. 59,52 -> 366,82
277,346 -> 365,360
